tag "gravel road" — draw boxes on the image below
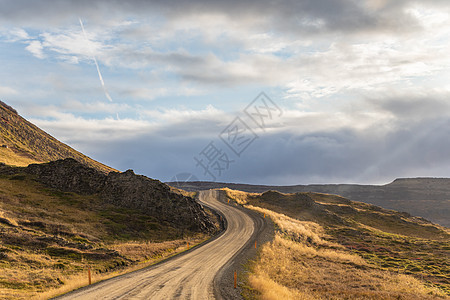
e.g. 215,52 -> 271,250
55,189 -> 255,300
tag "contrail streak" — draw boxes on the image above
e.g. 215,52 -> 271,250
79,18 -> 113,102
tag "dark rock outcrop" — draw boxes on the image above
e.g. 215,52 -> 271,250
15,159 -> 214,233
25,158 -> 106,194
101,169 -> 214,232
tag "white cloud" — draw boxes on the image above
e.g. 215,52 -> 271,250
0,85 -> 17,96
3,0 -> 447,97
25,40 -> 45,58
60,100 -> 131,114
40,30 -> 106,61
118,87 -> 168,101
142,105 -> 227,124
31,113 -> 154,143
58,55 -> 80,64
28,104 -> 228,142
2,27 -> 30,42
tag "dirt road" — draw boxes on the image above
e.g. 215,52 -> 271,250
55,189 -> 254,299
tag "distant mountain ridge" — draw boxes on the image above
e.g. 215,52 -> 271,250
0,100 -> 115,173
168,179 -> 450,227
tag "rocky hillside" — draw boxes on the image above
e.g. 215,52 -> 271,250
223,188 -> 449,240
169,179 -> 450,227
2,158 -> 214,233
0,100 -> 115,173
0,161 -> 218,299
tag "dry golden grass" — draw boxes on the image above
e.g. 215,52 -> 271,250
0,209 -> 18,226
249,273 -> 315,300
222,188 -> 257,205
223,187 -> 449,296
111,235 -> 207,262
273,235 -> 366,265
249,234 -> 446,300
0,237 -> 208,300
229,188 -> 449,241
247,205 -> 334,247
0,147 -> 39,167
34,273 -> 90,300
243,201 -> 448,299
168,186 -> 197,198
0,249 -> 80,300
0,175 -> 213,299
34,236 -> 207,300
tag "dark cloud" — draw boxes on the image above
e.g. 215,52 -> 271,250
228,116 -> 450,184
65,108 -> 450,185
367,93 -> 450,120
0,0 -> 444,35
111,47 -> 269,86
30,88 -> 450,185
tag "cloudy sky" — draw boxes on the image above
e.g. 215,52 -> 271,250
1,0 -> 450,185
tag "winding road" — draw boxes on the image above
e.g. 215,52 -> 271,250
56,189 -> 255,300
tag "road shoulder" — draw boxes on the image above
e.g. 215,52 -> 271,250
212,190 -> 275,299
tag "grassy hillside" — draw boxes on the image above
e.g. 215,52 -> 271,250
169,180 -> 450,228
222,189 -> 450,299
0,100 -> 115,173
0,172 -> 218,299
